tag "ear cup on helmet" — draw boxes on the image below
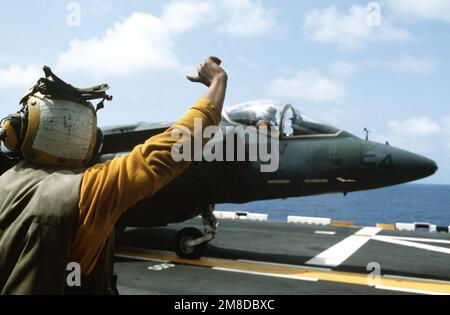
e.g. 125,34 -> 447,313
1,120 -> 18,151
0,113 -> 26,159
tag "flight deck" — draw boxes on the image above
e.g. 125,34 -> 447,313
114,214 -> 450,295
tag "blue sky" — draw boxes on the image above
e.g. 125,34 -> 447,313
1,0 -> 450,184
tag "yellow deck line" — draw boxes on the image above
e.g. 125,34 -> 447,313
376,223 -> 396,230
331,220 -> 353,227
115,247 -> 450,295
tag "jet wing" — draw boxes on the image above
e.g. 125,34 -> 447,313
101,122 -> 173,154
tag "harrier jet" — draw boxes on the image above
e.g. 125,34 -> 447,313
0,100 -> 438,258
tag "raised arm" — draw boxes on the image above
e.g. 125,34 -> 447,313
71,57 -> 228,274
187,56 -> 227,113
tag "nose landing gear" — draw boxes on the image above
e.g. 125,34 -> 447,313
174,204 -> 218,259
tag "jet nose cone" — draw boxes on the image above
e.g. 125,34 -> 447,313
412,156 -> 438,177
426,158 -> 438,175
393,150 -> 438,181
361,142 -> 438,186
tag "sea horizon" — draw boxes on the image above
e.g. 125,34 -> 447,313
215,182 -> 450,227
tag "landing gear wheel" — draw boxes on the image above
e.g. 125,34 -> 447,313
174,227 -> 207,259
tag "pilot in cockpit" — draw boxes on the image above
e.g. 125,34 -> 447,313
257,119 -> 269,128
256,107 -> 277,129
245,111 -> 270,129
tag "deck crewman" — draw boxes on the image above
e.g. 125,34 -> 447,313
0,56 -> 227,294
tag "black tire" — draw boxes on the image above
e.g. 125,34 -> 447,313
174,227 -> 207,259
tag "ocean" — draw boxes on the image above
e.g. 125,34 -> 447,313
215,184 -> 450,227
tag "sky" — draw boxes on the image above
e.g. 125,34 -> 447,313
0,0 -> 450,184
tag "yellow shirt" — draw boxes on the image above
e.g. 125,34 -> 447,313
70,99 -> 221,274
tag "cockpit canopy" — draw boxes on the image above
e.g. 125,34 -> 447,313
223,100 -> 341,138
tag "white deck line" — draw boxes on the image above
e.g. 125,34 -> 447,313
315,231 -> 336,235
372,235 -> 450,255
374,235 -> 450,244
305,227 -> 382,267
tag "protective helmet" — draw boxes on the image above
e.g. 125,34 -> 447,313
0,66 -> 112,168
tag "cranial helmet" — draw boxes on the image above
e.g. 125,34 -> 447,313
0,66 -> 112,168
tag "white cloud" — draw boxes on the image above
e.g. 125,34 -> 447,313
162,0 -> 276,36
392,55 -> 437,74
440,116 -> 450,156
441,116 -> 450,133
329,61 -> 358,79
84,0 -> 114,17
304,5 -> 409,50
388,0 -> 450,23
388,117 -> 441,136
161,0 -> 216,34
57,13 -> 178,77
366,55 -> 437,75
0,64 -> 41,89
220,0 -> 276,36
57,1 -> 276,77
380,116 -> 450,159
268,70 -> 345,102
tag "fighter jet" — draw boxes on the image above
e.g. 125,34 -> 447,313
0,100 -> 438,259
97,100 -> 438,258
